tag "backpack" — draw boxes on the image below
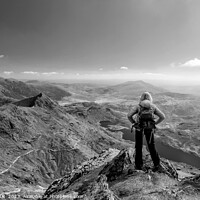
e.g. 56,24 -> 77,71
138,100 -> 155,129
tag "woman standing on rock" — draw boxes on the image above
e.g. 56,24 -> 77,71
127,92 -> 165,171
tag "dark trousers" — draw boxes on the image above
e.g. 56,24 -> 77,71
135,128 -> 160,168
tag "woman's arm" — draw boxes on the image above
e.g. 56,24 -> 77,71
127,106 -> 138,124
154,105 -> 165,125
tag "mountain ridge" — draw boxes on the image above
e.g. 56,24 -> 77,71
0,93 -> 132,198
0,77 -> 71,101
108,80 -> 168,96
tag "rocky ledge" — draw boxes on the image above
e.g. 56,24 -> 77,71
39,148 -> 200,200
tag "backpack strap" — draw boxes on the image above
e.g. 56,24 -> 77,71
138,103 -> 146,115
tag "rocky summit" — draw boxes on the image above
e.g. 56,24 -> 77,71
40,148 -> 200,200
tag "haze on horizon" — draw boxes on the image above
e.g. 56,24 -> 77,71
0,0 -> 200,85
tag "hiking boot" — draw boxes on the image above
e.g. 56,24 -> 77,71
152,164 -> 163,172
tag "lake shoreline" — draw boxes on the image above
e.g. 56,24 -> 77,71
100,120 -> 200,169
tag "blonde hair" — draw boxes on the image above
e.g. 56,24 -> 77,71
140,92 -> 153,103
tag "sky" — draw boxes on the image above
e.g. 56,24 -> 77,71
0,0 -> 200,84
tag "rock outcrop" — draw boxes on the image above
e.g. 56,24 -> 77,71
100,148 -> 178,181
181,174 -> 200,189
99,148 -> 135,181
39,148 -> 200,200
12,93 -> 42,107
40,148 -> 119,200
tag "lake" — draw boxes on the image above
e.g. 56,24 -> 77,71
100,121 -> 200,169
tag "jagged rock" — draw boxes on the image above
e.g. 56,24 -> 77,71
35,94 -> 58,109
99,148 -> 135,181
99,148 -> 178,181
159,159 -> 179,179
41,175 -> 118,200
39,148 -> 199,200
75,175 -> 119,200
40,149 -> 119,200
12,93 -> 42,107
180,174 -> 200,190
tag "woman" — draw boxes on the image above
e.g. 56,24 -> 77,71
127,92 -> 165,171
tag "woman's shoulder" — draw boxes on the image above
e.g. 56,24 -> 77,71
151,103 -> 165,116
150,103 -> 156,107
150,103 -> 157,111
132,104 -> 140,111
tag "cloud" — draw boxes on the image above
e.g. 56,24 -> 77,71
42,72 -> 58,75
22,71 -> 38,74
180,58 -> 200,67
0,55 -> 4,58
42,72 -> 64,76
144,72 -> 164,76
4,71 -> 13,75
99,68 -> 103,71
120,66 -> 128,70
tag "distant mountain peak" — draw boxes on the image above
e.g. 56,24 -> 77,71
107,80 -> 167,98
127,80 -> 146,84
115,80 -> 147,86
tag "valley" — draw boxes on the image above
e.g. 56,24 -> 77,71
0,77 -> 199,199
59,80 -> 200,159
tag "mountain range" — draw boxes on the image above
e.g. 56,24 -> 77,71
0,77 -> 199,199
0,77 -> 71,103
